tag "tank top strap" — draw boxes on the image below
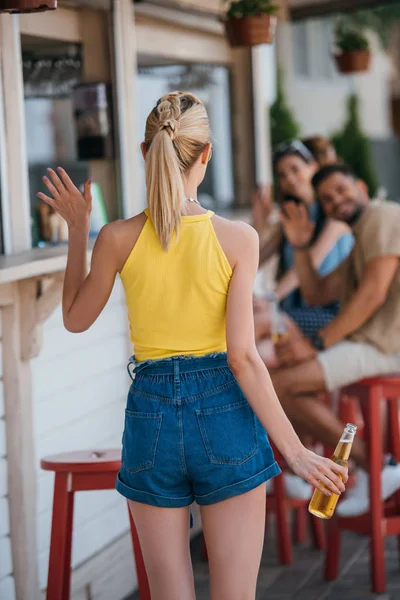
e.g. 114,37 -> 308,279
144,208 -> 214,223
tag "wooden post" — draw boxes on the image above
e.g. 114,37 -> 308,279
0,14 -> 31,252
231,48 -> 256,206
251,44 -> 274,186
2,283 -> 40,600
112,0 -> 140,219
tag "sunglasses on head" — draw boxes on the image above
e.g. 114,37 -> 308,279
273,140 -> 314,166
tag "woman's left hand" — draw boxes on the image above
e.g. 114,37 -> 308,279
38,167 -> 92,231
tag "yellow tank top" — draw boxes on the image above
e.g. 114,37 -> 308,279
120,209 -> 232,362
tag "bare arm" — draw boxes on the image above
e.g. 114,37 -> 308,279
276,220 -> 350,301
320,256 -> 399,348
62,225 -> 120,332
38,167 -> 120,332
225,223 -> 347,495
279,202 -> 346,305
259,224 -> 282,265
293,248 -> 345,306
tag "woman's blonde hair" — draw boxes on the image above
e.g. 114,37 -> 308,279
144,91 -> 211,251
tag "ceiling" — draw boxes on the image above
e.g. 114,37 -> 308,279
289,0 -> 399,20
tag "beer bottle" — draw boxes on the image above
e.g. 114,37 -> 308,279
269,292 -> 288,344
308,423 -> 357,519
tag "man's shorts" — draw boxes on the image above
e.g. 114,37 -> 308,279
317,340 -> 400,392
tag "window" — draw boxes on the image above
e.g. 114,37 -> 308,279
292,17 -> 337,81
22,37 -> 88,247
136,62 -> 235,211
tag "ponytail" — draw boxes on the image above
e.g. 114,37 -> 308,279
144,92 -> 211,251
146,129 -> 185,251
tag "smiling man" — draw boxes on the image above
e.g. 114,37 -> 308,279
270,163 -> 400,517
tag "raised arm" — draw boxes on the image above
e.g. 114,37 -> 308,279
259,224 -> 282,265
276,219 -> 350,301
38,167 -> 120,332
280,202 -> 345,305
226,222 -> 347,495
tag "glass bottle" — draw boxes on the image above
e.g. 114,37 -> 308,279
269,291 -> 288,344
309,423 -> 357,519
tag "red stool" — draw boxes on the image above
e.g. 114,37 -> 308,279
325,376 -> 400,593
268,442 -> 326,564
41,450 -> 150,600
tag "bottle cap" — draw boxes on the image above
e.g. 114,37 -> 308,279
345,423 -> 357,433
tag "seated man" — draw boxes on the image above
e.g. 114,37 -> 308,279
271,163 -> 400,516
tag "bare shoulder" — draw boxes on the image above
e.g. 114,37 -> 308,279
97,212 -> 148,272
324,218 -> 351,236
211,215 -> 259,268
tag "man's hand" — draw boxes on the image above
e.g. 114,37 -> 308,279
275,332 -> 317,367
280,202 -> 315,249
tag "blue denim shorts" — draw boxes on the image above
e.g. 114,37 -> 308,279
116,353 -> 280,508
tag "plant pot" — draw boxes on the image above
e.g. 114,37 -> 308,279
0,0 -> 56,12
225,14 -> 277,48
334,50 -> 371,74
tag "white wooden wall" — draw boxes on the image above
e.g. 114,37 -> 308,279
31,279 -> 136,595
0,314 -> 17,600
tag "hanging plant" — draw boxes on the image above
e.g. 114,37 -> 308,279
223,1 -> 278,48
0,0 -> 56,12
334,22 -> 371,74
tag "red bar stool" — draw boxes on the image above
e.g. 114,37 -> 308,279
269,442 -> 326,564
41,449 -> 150,600
325,375 -> 400,593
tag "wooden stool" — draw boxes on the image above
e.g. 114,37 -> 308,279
325,376 -> 400,593
41,450 -> 150,600
269,443 -> 325,564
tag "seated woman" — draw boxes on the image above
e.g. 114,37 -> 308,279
253,139 -> 354,364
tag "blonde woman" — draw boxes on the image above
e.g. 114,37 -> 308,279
38,92 -> 346,600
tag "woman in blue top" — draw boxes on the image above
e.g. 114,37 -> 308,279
254,140 -> 354,345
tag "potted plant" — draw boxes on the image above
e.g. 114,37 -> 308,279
223,1 -> 278,48
0,0 -> 56,12
334,23 -> 371,74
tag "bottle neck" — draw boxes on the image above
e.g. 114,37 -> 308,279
333,426 -> 356,462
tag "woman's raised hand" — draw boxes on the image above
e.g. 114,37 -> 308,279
280,201 -> 315,249
37,167 -> 92,231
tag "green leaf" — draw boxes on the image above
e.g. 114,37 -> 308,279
226,0 -> 278,18
269,67 -> 301,148
331,94 -> 379,197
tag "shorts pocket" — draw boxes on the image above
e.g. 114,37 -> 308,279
122,410 -> 162,474
195,399 -> 258,465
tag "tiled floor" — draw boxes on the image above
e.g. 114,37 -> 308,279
128,521 -> 399,600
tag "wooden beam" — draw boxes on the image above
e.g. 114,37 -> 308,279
0,284 -> 14,307
134,2 -> 224,35
230,49 -> 256,205
19,279 -> 42,362
19,6 -> 82,42
134,0 -> 221,18
36,279 -> 63,323
2,290 -> 40,600
290,0 -> 399,21
135,14 -> 232,64
113,0 -> 141,218
0,15 -> 31,253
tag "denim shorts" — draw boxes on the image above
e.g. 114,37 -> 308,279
116,353 -> 280,508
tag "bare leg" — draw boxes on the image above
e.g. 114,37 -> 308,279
271,359 -> 368,469
128,501 -> 195,600
200,484 -> 267,600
